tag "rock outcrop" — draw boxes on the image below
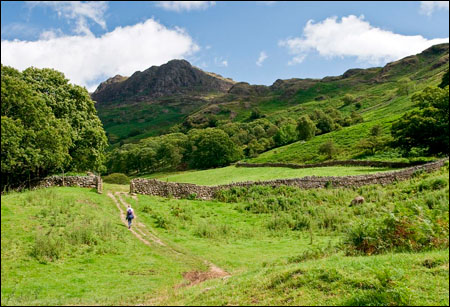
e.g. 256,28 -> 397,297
91,59 -> 235,105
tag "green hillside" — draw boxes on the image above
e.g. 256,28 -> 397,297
146,165 -> 395,186
98,44 -> 448,181
96,44 -> 449,146
2,164 -> 448,305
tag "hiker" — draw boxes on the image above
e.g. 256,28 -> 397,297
126,205 -> 135,229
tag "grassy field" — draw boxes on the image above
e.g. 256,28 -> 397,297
2,165 -> 448,305
142,165 -> 395,185
129,164 -> 450,305
0,185 -> 197,305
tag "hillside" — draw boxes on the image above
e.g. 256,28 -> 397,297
92,60 -> 236,142
2,165 -> 448,305
94,44 -> 449,145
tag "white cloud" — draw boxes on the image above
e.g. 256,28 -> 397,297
420,1 -> 449,16
256,51 -> 268,66
27,1 -> 108,35
156,1 -> 216,12
279,15 -> 449,66
287,55 -> 306,66
214,57 -> 228,67
1,19 -> 200,92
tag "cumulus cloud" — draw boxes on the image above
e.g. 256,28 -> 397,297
156,1 -> 216,12
27,1 -> 108,35
256,51 -> 268,66
420,1 -> 449,15
1,19 -> 199,92
279,15 -> 449,66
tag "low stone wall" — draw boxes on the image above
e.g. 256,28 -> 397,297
131,158 -> 448,200
33,175 -> 103,193
235,160 -> 423,169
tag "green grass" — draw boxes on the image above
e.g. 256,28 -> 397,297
131,165 -> 449,305
1,185 -> 194,305
157,250 -> 449,306
143,165 -> 396,186
2,166 -> 448,305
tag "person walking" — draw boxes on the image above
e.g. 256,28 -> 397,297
126,205 -> 135,229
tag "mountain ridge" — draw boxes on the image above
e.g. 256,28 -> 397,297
92,59 -> 236,106
94,43 -> 448,144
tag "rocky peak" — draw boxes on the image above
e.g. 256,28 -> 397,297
91,60 -> 235,105
93,74 -> 127,95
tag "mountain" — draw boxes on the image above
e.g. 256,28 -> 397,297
92,59 -> 235,106
94,43 -> 448,145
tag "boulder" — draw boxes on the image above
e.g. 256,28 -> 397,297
350,196 -> 365,206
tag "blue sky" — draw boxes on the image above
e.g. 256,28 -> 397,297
1,1 -> 449,91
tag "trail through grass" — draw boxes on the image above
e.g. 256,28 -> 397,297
1,165 -> 448,305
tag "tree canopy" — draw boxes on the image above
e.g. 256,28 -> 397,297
391,86 -> 449,155
1,65 -> 107,189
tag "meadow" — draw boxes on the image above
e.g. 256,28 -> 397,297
143,165 -> 395,186
2,163 -> 448,305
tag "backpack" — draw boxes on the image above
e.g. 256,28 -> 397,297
127,208 -> 133,219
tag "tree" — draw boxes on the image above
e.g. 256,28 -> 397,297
350,111 -> 364,124
312,110 -> 335,134
391,86 -> 449,155
342,94 -> 356,106
396,77 -> 413,96
1,65 -> 107,189
296,115 -> 316,141
21,66 -> 108,172
249,108 -> 262,120
370,125 -> 382,138
273,122 -> 297,146
188,128 -> 242,169
438,70 -> 449,89
319,140 -> 338,159
357,125 -> 389,155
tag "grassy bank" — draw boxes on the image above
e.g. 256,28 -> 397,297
142,165 -> 395,186
1,164 -> 448,305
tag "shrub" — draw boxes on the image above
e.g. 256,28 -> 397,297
194,222 -> 218,238
344,207 -> 449,255
187,193 -> 197,200
342,94 -> 356,105
31,231 -> 65,263
103,173 -> 130,185
152,214 -> 171,229
319,140 -> 338,159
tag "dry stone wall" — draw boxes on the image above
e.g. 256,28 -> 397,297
235,160 -> 421,169
131,159 -> 448,200
26,175 -> 103,193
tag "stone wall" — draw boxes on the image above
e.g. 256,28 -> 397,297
235,160 -> 423,169
30,175 -> 103,193
131,159 -> 448,200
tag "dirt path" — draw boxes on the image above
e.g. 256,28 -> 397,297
107,191 -> 230,286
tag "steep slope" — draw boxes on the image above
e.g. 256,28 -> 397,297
95,44 -> 448,145
246,44 -> 449,164
186,43 -> 449,127
92,59 -> 235,105
93,60 -> 235,143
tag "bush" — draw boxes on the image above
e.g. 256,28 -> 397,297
319,140 -> 338,159
31,231 -> 65,263
344,206 -> 449,255
103,173 -> 130,185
